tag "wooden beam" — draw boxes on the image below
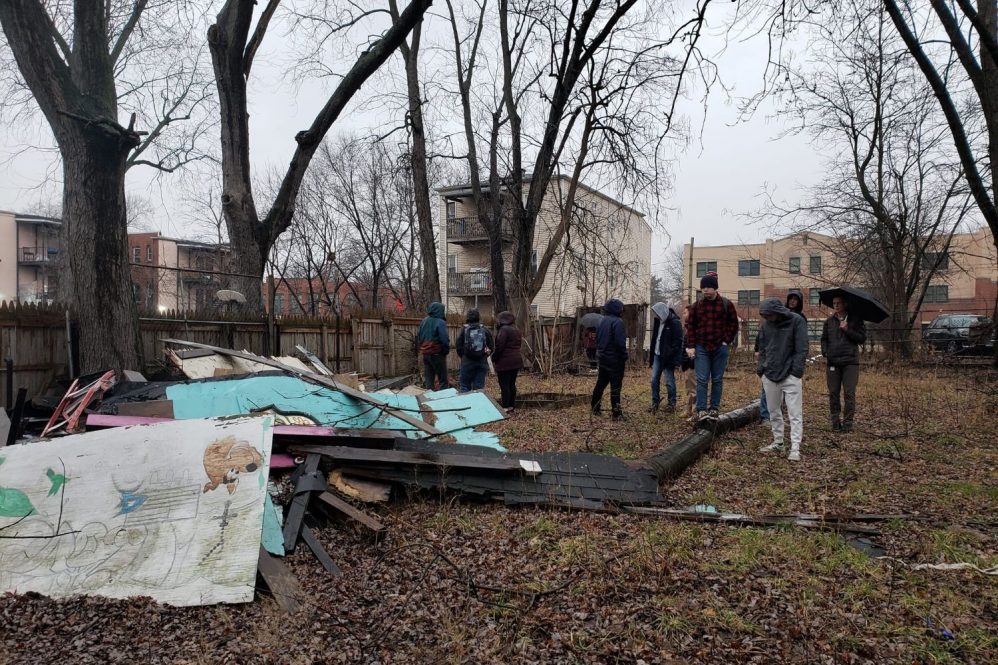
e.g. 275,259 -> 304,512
300,525 -> 343,576
282,454 -> 322,553
317,491 -> 385,534
257,546 -> 301,613
160,338 -> 443,436
289,444 -> 524,472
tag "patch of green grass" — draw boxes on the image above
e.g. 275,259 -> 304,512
928,527 -> 991,567
755,484 -> 790,512
712,527 -> 774,574
941,481 -> 998,501
519,514 -> 558,541
687,484 -> 722,510
556,532 -> 601,567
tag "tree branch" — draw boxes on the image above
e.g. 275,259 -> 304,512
110,0 -> 150,65
244,0 -> 282,79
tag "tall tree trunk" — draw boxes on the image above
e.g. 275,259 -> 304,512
62,130 -> 143,372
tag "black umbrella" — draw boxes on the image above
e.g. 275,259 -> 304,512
818,286 -> 889,323
580,312 -> 603,328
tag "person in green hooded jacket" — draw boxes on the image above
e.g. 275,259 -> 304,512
418,302 -> 451,389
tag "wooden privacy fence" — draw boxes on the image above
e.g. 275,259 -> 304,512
0,302 -> 495,404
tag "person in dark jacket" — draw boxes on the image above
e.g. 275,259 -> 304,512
417,302 -> 450,390
685,272 -> 739,420
756,298 -> 809,461
649,301 -> 684,412
492,310 -> 523,412
455,308 -> 494,393
591,298 -> 628,420
821,295 -> 867,432
756,290 -> 808,422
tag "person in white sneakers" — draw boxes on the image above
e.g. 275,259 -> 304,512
756,297 -> 808,461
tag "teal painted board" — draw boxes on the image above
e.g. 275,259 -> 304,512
261,493 -> 285,557
424,388 -> 459,400
437,428 -> 505,451
163,376 -> 506,448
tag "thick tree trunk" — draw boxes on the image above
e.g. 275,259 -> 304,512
62,131 -> 142,372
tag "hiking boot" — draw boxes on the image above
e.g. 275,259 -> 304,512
648,403 -> 660,413
759,442 -> 783,452
664,403 -> 676,414
611,410 -> 625,422
831,421 -> 842,431
787,450 -> 801,462
841,422 -> 854,433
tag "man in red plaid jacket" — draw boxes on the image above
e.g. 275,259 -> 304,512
685,271 -> 739,420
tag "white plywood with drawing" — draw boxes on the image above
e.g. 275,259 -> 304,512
0,416 -> 274,606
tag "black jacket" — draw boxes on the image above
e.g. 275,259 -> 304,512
649,303 -> 684,369
821,315 -> 866,365
596,299 -> 628,369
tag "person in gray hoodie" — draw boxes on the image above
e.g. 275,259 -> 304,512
756,297 -> 809,461
648,302 -> 684,412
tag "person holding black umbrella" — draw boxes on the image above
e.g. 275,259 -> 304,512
821,295 -> 867,432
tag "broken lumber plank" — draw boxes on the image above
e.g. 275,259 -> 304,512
257,546 -> 301,613
295,344 -> 333,375
329,469 -> 391,502
623,506 -> 881,535
283,454 -> 323,553
289,444 -> 525,472
300,525 -> 343,576
160,339 -> 443,436
317,491 -> 385,534
115,399 -> 175,418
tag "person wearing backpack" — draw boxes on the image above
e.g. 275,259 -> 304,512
456,308 -> 494,392
418,301 -> 451,390
590,298 -> 628,420
685,272 -> 739,421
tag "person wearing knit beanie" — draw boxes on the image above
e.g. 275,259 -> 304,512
700,271 -> 719,290
685,271 -> 739,420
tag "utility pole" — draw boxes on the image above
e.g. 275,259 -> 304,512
686,236 -> 695,304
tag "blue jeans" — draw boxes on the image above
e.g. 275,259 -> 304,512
651,354 -> 677,407
459,359 -> 487,392
759,384 -> 770,419
694,344 -> 730,411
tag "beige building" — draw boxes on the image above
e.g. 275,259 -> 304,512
437,176 -> 652,318
0,210 -> 63,304
681,228 -> 997,342
0,211 -> 228,311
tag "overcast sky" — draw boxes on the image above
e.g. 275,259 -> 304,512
0,1 -> 824,275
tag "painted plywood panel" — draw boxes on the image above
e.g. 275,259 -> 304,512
0,416 -> 273,607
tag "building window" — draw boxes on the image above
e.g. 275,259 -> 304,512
446,201 -> 456,220
530,303 -> 539,317
695,261 -> 717,278
809,255 -> 822,274
809,288 -> 821,305
788,256 -> 801,274
924,284 -> 949,303
274,294 -> 284,314
447,254 -> 457,274
924,251 -> 950,271
738,259 -> 760,277
132,247 -> 140,263
737,289 -> 760,305
146,245 -> 153,262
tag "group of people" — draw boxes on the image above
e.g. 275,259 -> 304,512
417,302 -> 523,412
419,268 -> 867,457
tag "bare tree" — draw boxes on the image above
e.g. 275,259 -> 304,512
444,0 -> 714,326
0,1 -> 215,370
762,1 -> 976,357
659,245 -> 686,304
207,0 -> 431,312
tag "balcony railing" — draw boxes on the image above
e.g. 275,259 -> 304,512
19,246 -> 60,264
446,217 -> 515,244
447,271 -> 512,295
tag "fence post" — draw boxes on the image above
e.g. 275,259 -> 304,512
320,323 -> 328,365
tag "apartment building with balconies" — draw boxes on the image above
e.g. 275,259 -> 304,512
0,210 -> 63,303
437,175 -> 652,319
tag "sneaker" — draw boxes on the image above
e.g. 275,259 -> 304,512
759,442 -> 783,452
611,411 -> 625,422
787,450 -> 801,462
708,408 -> 719,419
696,410 -> 710,421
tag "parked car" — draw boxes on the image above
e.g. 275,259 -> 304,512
923,314 -> 995,354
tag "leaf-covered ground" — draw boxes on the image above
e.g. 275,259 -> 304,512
1,359 -> 995,664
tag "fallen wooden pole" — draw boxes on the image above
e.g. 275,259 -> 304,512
624,506 -> 881,536
640,401 -> 761,481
